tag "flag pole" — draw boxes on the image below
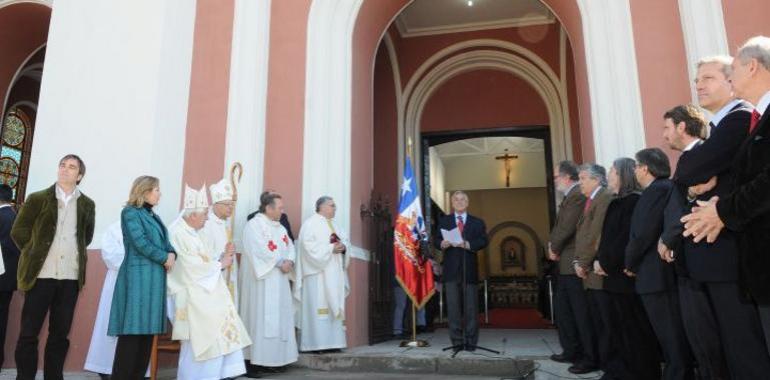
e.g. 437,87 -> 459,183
399,137 -> 429,348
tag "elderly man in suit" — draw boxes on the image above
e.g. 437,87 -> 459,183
627,148 -> 694,380
546,161 -> 592,368
683,35 -> 770,354
434,190 -> 488,353
571,164 -> 612,375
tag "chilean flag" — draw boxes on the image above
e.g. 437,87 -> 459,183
394,157 -> 435,308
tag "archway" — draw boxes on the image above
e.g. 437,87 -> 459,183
300,0 -> 646,346
0,1 -> 51,203
0,0 -> 51,368
363,0 -> 580,340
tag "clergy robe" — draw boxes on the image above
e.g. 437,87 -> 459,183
240,213 -> 298,366
294,213 -> 350,351
167,220 -> 251,380
85,222 -> 149,376
199,208 -> 239,308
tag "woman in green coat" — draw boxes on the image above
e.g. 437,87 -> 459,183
108,176 -> 176,380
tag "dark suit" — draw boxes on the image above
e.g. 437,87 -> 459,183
0,205 -> 18,368
626,178 -> 694,380
597,193 -> 660,380
548,185 -> 593,364
716,99 -> 770,351
665,102 -> 770,379
433,212 -> 487,347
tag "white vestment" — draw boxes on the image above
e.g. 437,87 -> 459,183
167,221 -> 251,380
240,213 -> 298,366
294,213 -> 350,351
199,208 -> 239,308
85,222 -> 149,375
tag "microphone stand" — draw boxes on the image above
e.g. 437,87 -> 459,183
442,238 -> 499,358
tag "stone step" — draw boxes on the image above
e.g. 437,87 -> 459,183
296,351 -> 537,377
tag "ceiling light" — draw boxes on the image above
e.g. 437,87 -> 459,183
467,1 -> 474,6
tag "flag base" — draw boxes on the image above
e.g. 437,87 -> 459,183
400,339 -> 430,348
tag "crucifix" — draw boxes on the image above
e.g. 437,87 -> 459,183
495,149 -> 518,187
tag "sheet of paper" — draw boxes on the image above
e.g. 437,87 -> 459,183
441,228 -> 464,245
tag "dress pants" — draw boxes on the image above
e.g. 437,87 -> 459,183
677,277 -> 727,380
607,292 -> 661,380
701,281 -> 770,379
15,279 -> 79,380
587,289 -> 624,378
0,290 -> 13,368
640,290 -> 695,380
392,285 -> 426,335
444,281 -> 478,347
112,334 -> 154,380
760,305 -> 770,353
555,274 -> 596,366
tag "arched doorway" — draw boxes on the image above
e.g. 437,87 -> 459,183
363,0 -> 582,342
0,0 -> 51,366
0,1 -> 51,204
299,0 -> 646,346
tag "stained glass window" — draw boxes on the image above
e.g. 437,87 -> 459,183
0,108 -> 33,202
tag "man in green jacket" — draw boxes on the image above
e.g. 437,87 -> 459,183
11,154 -> 95,380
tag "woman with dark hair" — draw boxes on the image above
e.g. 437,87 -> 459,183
595,158 -> 661,379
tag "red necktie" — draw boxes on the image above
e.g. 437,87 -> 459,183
750,109 -> 761,133
583,198 -> 592,215
456,215 -> 464,234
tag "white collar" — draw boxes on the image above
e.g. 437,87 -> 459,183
589,186 -> 602,200
0,204 -> 11,209
257,212 -> 281,226
683,138 -> 702,152
710,99 -> 742,126
55,184 -> 79,203
454,212 -> 467,221
207,208 -> 226,225
755,90 -> 770,116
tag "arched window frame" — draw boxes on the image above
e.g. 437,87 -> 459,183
0,106 -> 34,203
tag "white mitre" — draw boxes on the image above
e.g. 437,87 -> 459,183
209,178 -> 233,204
183,183 -> 209,210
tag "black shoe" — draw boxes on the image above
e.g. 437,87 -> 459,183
260,366 -> 281,373
568,363 -> 599,374
416,325 -> 427,334
549,353 -> 576,363
243,371 -> 262,379
98,374 -> 111,380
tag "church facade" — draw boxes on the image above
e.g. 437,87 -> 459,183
0,0 -> 768,370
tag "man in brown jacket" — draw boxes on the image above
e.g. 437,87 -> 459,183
12,154 -> 95,380
547,161 -> 593,369
572,164 -> 612,375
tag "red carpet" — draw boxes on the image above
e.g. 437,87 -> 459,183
478,308 -> 554,329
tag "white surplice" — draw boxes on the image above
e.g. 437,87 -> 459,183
85,221 -> 146,375
294,213 -> 350,351
240,213 -> 298,366
199,208 -> 239,308
167,220 -> 251,380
